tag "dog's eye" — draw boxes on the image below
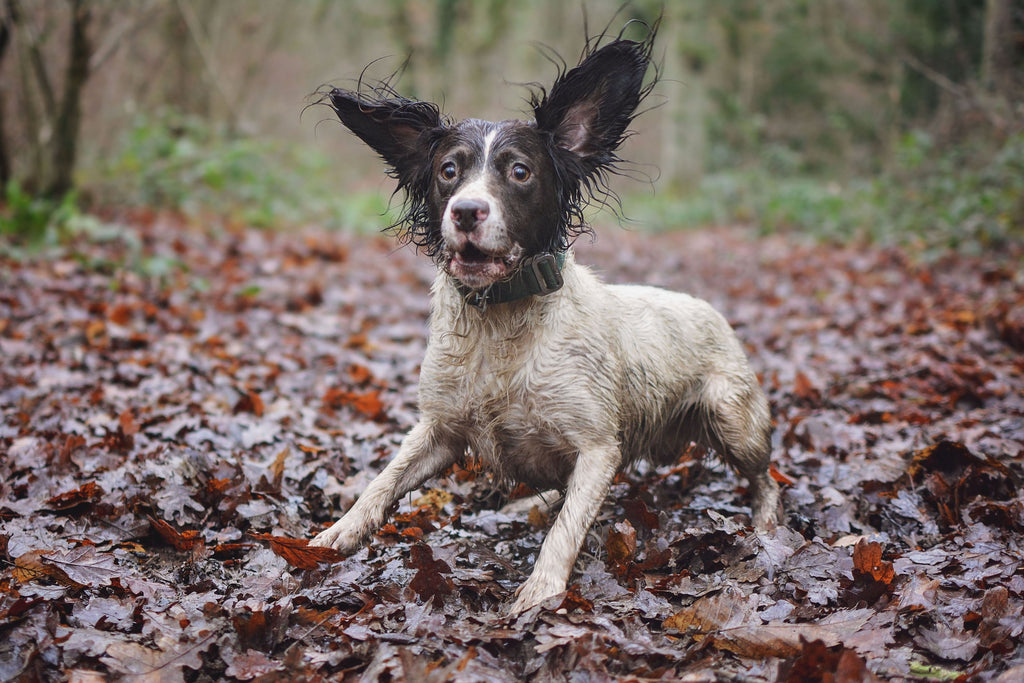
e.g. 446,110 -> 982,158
511,163 -> 531,182
440,162 -> 458,181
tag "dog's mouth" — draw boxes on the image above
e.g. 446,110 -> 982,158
447,243 -> 521,289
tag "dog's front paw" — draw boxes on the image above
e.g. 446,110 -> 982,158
510,572 -> 566,614
309,520 -> 363,554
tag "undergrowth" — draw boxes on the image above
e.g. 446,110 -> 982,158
624,131 -> 1024,255
4,112 -> 1020,258
86,110 -> 395,232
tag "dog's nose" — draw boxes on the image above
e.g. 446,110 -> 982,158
451,199 -> 490,232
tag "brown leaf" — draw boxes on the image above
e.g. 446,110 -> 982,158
103,423 -> 135,454
413,488 -> 453,513
527,504 -> 549,530
39,546 -> 120,587
665,591 -> 873,658
85,319 -> 107,347
663,589 -> 744,636
785,639 -> 883,683
348,363 -> 375,386
45,481 -> 103,511
852,539 -> 894,585
13,550 -> 84,588
250,533 -> 342,570
621,497 -> 659,531
322,387 -> 388,421
149,517 -> 204,553
223,649 -> 284,680
606,520 -> 637,567
393,506 -> 439,534
101,633 -> 214,682
269,448 -> 287,490
555,584 -> 594,613
233,390 -> 265,417
794,371 -> 822,404
770,464 -> 796,486
108,303 -> 134,326
118,409 -> 139,436
979,586 -> 1013,653
344,331 -> 372,351
408,543 -> 452,603
58,434 -> 87,465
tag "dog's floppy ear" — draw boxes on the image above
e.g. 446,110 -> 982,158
327,88 -> 444,197
533,36 -> 654,178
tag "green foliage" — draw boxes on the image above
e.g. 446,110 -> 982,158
879,131 -> 1024,251
0,182 -> 84,247
90,111 -> 396,231
625,132 -> 1024,253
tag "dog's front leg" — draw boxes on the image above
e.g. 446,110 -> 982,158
511,442 -> 622,614
310,420 -> 459,553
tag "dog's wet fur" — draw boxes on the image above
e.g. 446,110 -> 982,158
310,22 -> 781,613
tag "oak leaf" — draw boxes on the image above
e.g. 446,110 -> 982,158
250,533 -> 342,570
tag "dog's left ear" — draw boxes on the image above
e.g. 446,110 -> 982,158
533,35 -> 654,177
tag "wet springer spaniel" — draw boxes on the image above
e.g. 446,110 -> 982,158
311,23 -> 780,613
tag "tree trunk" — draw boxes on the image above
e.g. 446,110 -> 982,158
0,10 -> 11,187
982,0 -> 1019,103
44,0 -> 92,198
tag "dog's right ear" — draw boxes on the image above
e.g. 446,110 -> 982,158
327,88 -> 444,196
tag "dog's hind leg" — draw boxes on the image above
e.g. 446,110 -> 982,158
701,374 -> 781,529
511,441 -> 622,613
310,420 -> 462,553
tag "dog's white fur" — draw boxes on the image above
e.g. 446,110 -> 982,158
312,254 -> 780,612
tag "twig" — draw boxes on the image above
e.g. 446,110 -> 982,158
901,50 -> 1005,129
7,0 -> 56,113
90,2 -> 161,73
173,0 -> 239,128
901,51 -> 969,99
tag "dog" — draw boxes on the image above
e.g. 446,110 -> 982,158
310,24 -> 780,614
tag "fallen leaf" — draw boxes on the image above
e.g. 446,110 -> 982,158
40,547 -> 119,588
606,520 -> 637,567
852,539 -> 894,585
149,517 -> 204,553
408,543 -> 453,603
13,550 -> 83,589
45,482 -> 103,511
250,533 -> 342,570
101,633 -> 214,682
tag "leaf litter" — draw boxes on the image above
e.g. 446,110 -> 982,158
1,213 -> 1023,681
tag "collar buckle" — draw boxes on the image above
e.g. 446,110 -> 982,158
528,253 -> 564,296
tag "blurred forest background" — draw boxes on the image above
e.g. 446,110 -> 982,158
1,0 -> 1022,253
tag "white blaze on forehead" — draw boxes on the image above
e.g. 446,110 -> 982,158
482,128 -> 498,164
447,127 -> 502,211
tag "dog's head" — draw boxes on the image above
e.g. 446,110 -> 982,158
324,26 -> 656,291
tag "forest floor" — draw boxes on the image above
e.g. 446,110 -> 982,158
1,212 -> 1023,682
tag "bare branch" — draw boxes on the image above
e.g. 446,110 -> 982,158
90,1 -> 166,73
173,0 -> 239,128
902,50 -> 1007,129
8,0 -> 57,114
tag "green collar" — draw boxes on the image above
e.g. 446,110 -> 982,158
455,251 -> 566,310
